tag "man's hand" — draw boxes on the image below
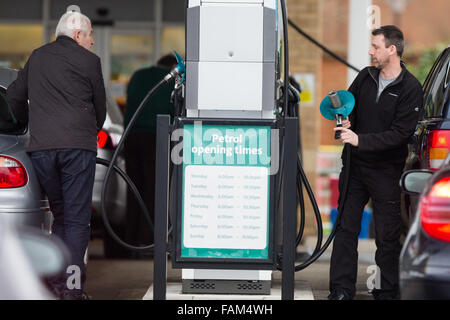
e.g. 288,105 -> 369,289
334,127 -> 359,146
342,117 -> 351,129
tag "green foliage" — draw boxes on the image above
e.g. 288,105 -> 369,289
409,43 -> 448,85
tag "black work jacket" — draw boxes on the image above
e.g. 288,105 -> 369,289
6,36 -> 106,153
344,63 -> 423,168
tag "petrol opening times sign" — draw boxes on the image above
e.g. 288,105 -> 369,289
181,124 -> 272,260
184,165 -> 268,253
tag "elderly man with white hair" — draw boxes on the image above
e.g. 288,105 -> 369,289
6,9 -> 106,300
55,10 -> 94,50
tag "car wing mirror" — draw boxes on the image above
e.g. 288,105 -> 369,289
17,227 -> 70,278
400,170 -> 433,194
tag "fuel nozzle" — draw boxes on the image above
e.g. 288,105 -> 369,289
164,51 -> 186,83
320,90 -> 355,141
328,90 -> 343,140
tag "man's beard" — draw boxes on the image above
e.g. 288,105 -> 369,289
372,57 -> 388,70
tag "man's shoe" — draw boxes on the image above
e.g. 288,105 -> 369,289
80,292 -> 91,300
328,289 -> 352,300
370,289 -> 398,300
61,291 -> 91,300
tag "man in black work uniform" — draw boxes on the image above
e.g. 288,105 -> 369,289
6,10 -> 106,299
328,26 -> 423,300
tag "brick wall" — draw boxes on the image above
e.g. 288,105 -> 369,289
287,0 -> 449,238
288,0 -> 324,236
318,0 -> 450,147
321,59 -> 349,145
373,0 -> 450,53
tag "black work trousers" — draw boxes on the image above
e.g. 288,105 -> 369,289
329,162 -> 403,297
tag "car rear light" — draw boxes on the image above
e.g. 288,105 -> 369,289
97,130 -> 121,149
97,130 -> 109,149
420,177 -> 450,242
0,155 -> 28,188
427,130 -> 450,169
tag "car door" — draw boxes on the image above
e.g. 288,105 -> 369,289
416,48 -> 450,170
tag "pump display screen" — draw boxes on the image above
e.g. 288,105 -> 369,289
180,124 -> 272,260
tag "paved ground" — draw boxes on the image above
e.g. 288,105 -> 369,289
84,236 -> 377,300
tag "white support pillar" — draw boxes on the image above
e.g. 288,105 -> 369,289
93,27 -> 111,84
347,0 -> 372,87
153,0 -> 163,64
42,0 -> 51,44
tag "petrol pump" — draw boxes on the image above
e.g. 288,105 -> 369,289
100,0 -> 354,300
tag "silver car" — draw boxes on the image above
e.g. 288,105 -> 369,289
0,67 -> 51,232
0,214 -> 70,300
0,67 -> 127,258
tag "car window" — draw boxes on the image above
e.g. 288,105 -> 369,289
444,60 -> 450,90
423,49 -> 450,118
422,51 -> 444,96
105,89 -> 123,125
0,67 -> 18,88
0,87 -> 26,135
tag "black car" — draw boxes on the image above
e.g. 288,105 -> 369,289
402,46 -> 450,226
398,45 -> 450,300
399,154 -> 450,299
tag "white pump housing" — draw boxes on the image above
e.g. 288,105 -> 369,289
182,0 -> 282,295
186,0 -> 279,119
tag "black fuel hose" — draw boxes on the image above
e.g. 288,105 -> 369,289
100,77 -> 171,251
280,0 -> 289,118
277,0 -> 352,272
287,19 -> 360,73
296,155 -> 323,256
96,157 -> 155,252
296,172 -> 306,246
278,0 -> 321,265
294,146 -> 351,271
